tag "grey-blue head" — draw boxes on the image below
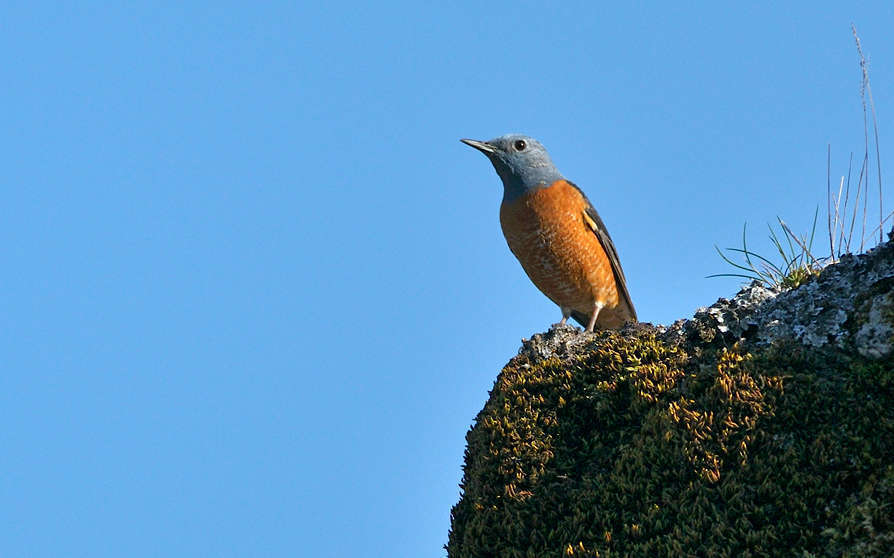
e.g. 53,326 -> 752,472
461,134 -> 564,203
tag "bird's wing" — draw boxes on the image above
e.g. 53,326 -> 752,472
572,183 -> 637,321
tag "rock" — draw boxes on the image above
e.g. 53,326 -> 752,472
447,241 -> 894,558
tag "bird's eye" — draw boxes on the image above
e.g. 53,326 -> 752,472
513,140 -> 527,151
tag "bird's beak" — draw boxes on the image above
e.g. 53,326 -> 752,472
460,138 -> 496,155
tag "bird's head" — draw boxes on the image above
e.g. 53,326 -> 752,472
461,134 -> 564,202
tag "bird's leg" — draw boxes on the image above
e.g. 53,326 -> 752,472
554,307 -> 572,328
586,302 -> 604,332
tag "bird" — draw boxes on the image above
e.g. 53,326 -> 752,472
461,134 -> 636,331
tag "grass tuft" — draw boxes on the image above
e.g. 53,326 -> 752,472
713,27 -> 886,290
708,211 -> 824,290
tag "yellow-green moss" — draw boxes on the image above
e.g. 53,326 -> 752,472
447,330 -> 894,557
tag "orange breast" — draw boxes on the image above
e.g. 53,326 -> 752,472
499,180 -> 620,316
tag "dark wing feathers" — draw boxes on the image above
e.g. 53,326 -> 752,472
569,182 -> 637,322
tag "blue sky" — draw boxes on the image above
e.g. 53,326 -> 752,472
2,2 -> 892,557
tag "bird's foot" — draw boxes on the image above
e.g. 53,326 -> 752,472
551,315 -> 572,330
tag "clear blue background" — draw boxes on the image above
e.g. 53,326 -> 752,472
2,2 -> 892,557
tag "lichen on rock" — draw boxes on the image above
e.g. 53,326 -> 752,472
666,241 -> 894,357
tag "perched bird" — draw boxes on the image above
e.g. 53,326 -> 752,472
461,134 -> 637,331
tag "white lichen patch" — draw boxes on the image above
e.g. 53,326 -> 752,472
854,292 -> 894,358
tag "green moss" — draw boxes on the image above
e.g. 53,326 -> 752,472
447,330 -> 894,557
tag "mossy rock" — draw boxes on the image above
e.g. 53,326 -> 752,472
447,326 -> 894,557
